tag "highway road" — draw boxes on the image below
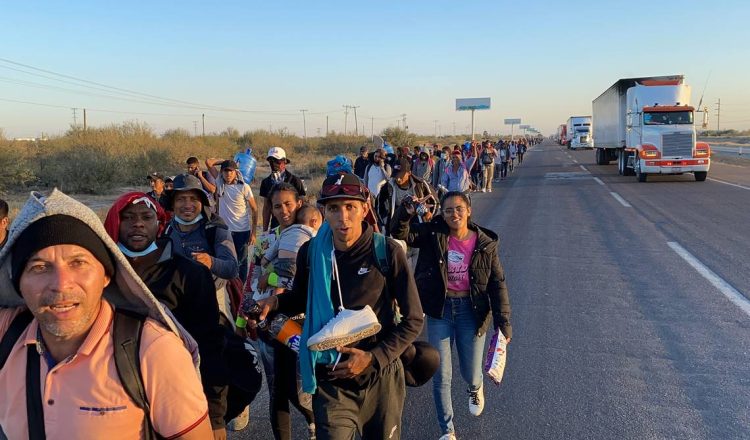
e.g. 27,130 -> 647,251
233,140 -> 750,439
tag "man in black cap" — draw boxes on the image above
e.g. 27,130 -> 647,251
146,172 -> 169,210
375,157 -> 435,233
206,158 -> 259,283
253,172 -> 424,440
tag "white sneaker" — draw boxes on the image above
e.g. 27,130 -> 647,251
226,405 -> 249,431
468,384 -> 484,416
488,188 -> 492,193
307,306 -> 382,351
481,188 -> 486,193
439,433 -> 457,440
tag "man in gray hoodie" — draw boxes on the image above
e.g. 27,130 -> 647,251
0,189 -> 211,439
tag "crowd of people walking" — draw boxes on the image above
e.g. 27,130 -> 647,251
0,136 -> 541,439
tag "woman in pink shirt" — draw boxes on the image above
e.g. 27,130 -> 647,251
390,191 -> 512,440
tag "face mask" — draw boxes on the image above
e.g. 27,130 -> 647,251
174,213 -> 204,226
118,241 -> 158,258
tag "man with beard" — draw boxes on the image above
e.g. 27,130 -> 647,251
0,189 -> 211,439
259,147 -> 306,230
164,174 -> 238,326
253,172 -> 424,439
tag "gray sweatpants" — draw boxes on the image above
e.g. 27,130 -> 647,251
312,359 -> 405,440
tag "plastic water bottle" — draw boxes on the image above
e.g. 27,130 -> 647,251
260,314 -> 302,353
234,148 -> 257,184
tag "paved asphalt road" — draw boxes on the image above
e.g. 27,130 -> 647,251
232,140 -> 750,439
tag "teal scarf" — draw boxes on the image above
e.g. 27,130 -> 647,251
299,221 -> 339,394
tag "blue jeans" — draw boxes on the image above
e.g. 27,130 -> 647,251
231,230 -> 251,283
428,297 -> 486,435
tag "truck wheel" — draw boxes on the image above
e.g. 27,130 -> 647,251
596,149 -> 603,165
617,153 -> 625,175
635,160 -> 647,182
694,171 -> 707,182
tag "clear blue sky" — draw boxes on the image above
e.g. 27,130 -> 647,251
2,0 -> 749,138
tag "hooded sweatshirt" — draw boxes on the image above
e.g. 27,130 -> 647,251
0,189 -> 204,439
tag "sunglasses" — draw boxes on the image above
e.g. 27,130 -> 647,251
321,183 -> 367,197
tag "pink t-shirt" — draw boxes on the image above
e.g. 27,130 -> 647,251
446,233 -> 477,292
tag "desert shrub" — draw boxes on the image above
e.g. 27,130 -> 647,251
37,144 -> 127,193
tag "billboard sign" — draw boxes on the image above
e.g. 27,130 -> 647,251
456,98 -> 491,111
519,124 -> 530,129
504,118 -> 522,125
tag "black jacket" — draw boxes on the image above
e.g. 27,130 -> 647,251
390,206 -> 512,339
376,175 -> 434,232
354,156 -> 369,179
277,223 -> 424,372
135,239 -> 228,429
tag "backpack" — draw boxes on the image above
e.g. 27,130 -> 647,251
0,309 -> 160,440
481,151 -> 493,165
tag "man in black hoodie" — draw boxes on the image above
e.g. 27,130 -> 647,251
255,172 -> 424,439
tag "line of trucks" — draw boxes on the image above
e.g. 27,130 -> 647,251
557,74 -> 710,182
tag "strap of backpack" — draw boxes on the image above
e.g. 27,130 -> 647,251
25,345 -> 46,440
372,232 -> 390,276
113,309 -> 159,440
0,310 -> 33,370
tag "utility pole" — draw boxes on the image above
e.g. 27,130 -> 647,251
71,108 -> 78,127
371,117 -> 374,141
83,108 -> 87,130
715,98 -> 721,131
202,113 -> 205,136
193,121 -> 198,137
300,109 -> 308,145
400,114 -> 407,130
433,120 -> 438,138
351,106 -> 360,136
343,105 -> 350,134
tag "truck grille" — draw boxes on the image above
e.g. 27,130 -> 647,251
662,133 -> 693,157
580,136 -> 589,143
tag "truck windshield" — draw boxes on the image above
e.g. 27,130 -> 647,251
643,111 -> 693,125
576,127 -> 590,133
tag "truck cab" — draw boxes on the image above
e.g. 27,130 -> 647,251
567,116 -> 593,150
624,82 -> 710,181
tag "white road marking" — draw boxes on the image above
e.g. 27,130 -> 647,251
610,192 -> 631,207
579,165 -> 588,172
707,177 -> 750,191
668,241 -> 750,318
594,177 -> 605,186
572,159 -> 578,163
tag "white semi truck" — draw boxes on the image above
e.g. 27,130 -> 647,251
566,116 -> 593,150
592,75 -> 710,182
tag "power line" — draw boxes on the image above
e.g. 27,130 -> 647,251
0,57 -> 301,114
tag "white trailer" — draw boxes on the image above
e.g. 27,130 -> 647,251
566,116 -> 593,150
592,75 -> 710,182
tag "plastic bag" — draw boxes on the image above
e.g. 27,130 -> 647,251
234,148 -> 257,183
484,329 -> 507,386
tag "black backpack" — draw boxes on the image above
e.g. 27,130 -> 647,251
0,309 -> 161,440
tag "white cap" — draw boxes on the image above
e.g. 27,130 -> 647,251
267,147 -> 289,162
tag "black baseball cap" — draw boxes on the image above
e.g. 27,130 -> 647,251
220,159 -> 238,171
147,172 -> 164,181
318,172 -> 369,203
393,158 -> 412,179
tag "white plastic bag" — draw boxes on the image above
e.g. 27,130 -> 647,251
484,330 -> 507,386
